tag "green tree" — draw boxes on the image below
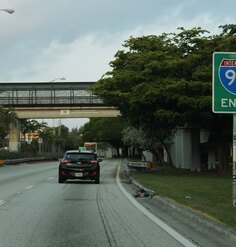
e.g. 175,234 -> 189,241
19,119 -> 48,154
93,25 -> 236,170
38,126 -> 55,153
80,118 -> 127,156
20,119 -> 48,142
54,124 -> 69,152
65,128 -> 84,150
37,124 -> 70,153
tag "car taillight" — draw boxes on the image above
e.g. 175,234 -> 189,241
63,159 -> 71,163
88,160 -> 97,164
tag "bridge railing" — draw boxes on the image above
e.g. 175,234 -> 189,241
0,96 -> 104,106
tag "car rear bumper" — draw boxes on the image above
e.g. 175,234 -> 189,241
59,167 -> 99,181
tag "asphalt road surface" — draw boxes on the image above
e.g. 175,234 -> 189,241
0,159 -> 226,247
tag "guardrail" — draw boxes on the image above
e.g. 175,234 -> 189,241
126,159 -> 147,170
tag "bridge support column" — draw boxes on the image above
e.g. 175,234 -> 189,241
9,119 -> 20,152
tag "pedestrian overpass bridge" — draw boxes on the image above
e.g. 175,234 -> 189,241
0,81 -> 120,152
0,82 -> 120,118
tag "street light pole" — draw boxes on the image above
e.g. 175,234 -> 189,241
0,9 -> 15,14
50,77 -> 66,82
49,77 -> 66,152
233,115 -> 236,207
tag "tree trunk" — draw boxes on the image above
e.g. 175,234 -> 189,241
116,147 -> 120,157
150,147 -> 165,167
160,140 -> 174,167
122,146 -> 128,157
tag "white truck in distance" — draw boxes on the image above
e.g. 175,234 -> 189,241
84,142 -> 97,153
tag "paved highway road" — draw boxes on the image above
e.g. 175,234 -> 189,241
0,160 -> 206,247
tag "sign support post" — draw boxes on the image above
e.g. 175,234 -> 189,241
233,114 -> 236,207
213,52 -> 236,207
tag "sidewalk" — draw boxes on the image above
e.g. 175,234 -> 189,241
119,160 -> 236,247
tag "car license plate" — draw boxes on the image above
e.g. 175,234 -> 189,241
75,172 -> 83,177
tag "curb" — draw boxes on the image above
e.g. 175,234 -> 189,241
130,177 -> 236,246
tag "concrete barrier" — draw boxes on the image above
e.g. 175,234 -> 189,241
4,157 -> 55,165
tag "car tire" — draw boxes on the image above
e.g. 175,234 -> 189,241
58,176 -> 65,183
95,175 -> 100,184
58,170 -> 65,183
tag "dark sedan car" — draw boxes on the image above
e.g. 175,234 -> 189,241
58,150 -> 101,184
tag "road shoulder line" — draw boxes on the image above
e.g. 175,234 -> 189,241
116,166 -> 197,247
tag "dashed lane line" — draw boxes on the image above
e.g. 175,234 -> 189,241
25,185 -> 35,190
0,200 -> 7,206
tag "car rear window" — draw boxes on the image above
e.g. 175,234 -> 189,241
65,153 -> 95,161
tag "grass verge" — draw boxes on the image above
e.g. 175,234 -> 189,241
132,168 -> 236,231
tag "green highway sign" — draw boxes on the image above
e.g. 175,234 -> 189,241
213,52 -> 236,113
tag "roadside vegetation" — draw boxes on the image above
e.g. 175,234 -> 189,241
132,168 -> 236,231
93,24 -> 236,172
0,117 -> 83,160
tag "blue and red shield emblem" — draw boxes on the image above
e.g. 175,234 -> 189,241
219,59 -> 236,94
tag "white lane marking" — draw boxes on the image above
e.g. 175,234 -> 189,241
48,177 -> 55,180
116,166 -> 197,247
0,200 -> 7,206
25,185 -> 35,190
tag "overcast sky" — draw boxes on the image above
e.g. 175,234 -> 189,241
1,0 -> 236,129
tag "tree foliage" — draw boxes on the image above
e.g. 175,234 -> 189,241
65,128 -> 83,150
20,119 -> 48,142
80,117 -> 127,151
92,25 -> 236,169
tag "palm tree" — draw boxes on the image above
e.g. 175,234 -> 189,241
20,119 -> 48,143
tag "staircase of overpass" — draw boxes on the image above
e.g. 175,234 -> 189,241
0,82 -> 120,118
